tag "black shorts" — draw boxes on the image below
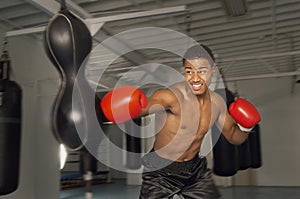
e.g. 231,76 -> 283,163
139,150 -> 221,199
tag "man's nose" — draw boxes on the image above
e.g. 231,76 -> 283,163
192,71 -> 201,82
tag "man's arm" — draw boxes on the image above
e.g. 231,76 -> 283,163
100,86 -> 175,123
216,95 -> 261,145
217,110 -> 249,145
100,85 -> 147,123
140,88 -> 176,117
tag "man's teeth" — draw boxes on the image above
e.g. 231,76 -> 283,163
192,84 -> 202,88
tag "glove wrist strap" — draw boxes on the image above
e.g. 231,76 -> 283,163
237,123 -> 253,133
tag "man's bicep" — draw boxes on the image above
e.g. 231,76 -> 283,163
215,108 -> 226,130
141,89 -> 173,116
215,96 -> 234,133
215,103 -> 237,142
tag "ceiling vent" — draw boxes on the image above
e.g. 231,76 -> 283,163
222,0 -> 248,17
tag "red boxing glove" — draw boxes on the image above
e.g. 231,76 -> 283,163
100,85 -> 147,123
229,98 -> 261,132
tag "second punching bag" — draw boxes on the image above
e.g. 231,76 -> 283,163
249,124 -> 262,168
237,138 -> 251,170
212,125 -> 239,176
0,43 -> 22,195
124,119 -> 142,170
212,88 -> 239,176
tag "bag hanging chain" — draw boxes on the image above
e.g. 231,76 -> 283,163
0,40 -> 10,80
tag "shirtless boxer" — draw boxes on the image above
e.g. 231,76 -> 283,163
101,44 -> 261,199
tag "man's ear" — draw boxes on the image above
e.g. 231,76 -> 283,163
212,64 -> 217,76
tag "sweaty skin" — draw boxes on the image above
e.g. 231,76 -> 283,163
141,58 -> 249,162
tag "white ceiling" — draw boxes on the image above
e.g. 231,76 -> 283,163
1,0 -> 300,91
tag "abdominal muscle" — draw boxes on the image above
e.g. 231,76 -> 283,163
153,111 -> 211,162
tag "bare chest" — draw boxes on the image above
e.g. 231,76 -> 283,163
178,99 -> 216,135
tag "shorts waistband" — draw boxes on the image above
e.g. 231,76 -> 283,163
164,153 -> 202,173
143,149 -> 204,173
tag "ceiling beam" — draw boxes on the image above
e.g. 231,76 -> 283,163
218,50 -> 300,62
85,5 -> 186,24
6,26 -> 46,37
26,0 -> 60,16
6,3 -> 186,37
225,70 -> 300,82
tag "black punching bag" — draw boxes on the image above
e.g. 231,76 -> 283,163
125,119 -> 142,170
212,88 -> 239,176
249,124 -> 262,168
237,138 -> 251,170
44,1 -> 92,151
0,43 -> 22,195
212,126 -> 239,176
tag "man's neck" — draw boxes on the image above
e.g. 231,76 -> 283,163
197,90 -> 211,105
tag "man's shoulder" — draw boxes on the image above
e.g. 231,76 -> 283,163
151,87 -> 177,99
211,90 -> 222,100
151,83 -> 185,102
211,91 -> 226,106
169,82 -> 187,93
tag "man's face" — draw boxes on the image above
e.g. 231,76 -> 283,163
184,58 -> 216,95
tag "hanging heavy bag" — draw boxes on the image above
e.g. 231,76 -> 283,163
212,125 -> 239,176
44,1 -> 92,151
124,119 -> 142,170
249,124 -> 262,168
0,44 -> 22,195
237,138 -> 251,170
212,88 -> 239,176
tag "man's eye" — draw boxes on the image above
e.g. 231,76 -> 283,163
186,70 -> 193,74
199,70 -> 207,74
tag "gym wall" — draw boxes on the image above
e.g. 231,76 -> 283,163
227,78 -> 300,186
0,31 -> 60,199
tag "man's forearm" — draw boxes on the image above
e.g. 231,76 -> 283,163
228,124 -> 250,145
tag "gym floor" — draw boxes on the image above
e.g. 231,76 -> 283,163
60,179 -> 300,199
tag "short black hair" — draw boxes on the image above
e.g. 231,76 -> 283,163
183,44 -> 215,66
